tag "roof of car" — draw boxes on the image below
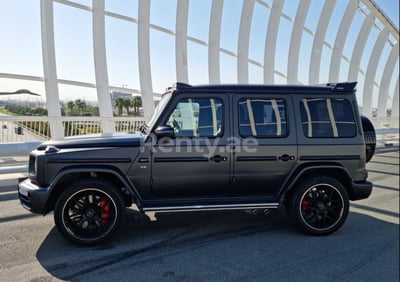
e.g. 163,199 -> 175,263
167,82 -> 357,94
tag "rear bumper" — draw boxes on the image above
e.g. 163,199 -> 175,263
350,180 -> 373,201
18,178 -> 50,215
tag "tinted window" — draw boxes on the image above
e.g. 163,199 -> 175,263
166,98 -> 223,137
239,98 -> 287,137
300,98 -> 357,138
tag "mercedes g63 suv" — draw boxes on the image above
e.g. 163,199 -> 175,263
18,82 -> 375,245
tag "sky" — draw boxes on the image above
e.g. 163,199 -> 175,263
0,0 -> 398,108
375,0 -> 399,28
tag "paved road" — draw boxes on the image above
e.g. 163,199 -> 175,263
0,149 -> 398,282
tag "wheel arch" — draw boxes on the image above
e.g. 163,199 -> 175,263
280,164 -> 352,205
45,165 -> 143,213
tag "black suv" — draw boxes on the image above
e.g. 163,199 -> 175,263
18,82 -> 375,245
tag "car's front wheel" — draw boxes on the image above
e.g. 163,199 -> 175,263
289,176 -> 349,235
54,179 -> 125,245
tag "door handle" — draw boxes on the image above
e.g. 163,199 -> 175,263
211,155 -> 227,162
279,154 -> 295,162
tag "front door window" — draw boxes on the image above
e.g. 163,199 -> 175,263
166,98 -> 223,138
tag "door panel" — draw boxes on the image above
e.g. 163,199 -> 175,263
232,95 -> 297,196
151,95 -> 230,198
151,145 -> 229,197
233,145 -> 296,195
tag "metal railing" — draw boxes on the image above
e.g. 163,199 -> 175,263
369,117 -> 399,147
0,116 -> 146,143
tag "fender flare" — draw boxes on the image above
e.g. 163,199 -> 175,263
47,164 -> 143,206
278,163 -> 352,201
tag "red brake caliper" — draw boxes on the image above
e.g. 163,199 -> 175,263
99,199 -> 111,225
302,200 -> 310,212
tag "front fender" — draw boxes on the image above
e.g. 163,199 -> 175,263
47,165 -> 143,206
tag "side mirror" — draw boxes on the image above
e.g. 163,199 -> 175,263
154,125 -> 175,139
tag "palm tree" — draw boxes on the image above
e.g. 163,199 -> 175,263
67,101 -> 75,115
123,98 -> 132,116
114,97 -> 124,116
132,96 -> 142,114
75,99 -> 86,115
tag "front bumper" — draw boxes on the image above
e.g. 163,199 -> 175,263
350,180 -> 373,201
18,178 -> 50,215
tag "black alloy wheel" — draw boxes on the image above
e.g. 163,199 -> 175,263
289,176 -> 349,235
54,179 -> 125,245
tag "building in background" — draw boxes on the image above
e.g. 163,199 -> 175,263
110,91 -> 133,108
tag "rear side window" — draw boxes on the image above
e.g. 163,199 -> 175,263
300,98 -> 357,138
239,98 -> 287,137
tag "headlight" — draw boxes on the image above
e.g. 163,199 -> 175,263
29,155 -> 36,176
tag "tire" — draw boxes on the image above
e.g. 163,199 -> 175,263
54,179 -> 126,245
288,176 -> 349,236
361,115 -> 376,163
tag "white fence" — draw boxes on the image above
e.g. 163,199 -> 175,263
0,116 -> 146,143
0,116 -> 147,156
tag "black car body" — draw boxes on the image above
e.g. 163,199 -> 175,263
18,82 -> 374,244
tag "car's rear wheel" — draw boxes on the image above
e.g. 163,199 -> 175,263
289,176 -> 349,235
54,179 -> 125,245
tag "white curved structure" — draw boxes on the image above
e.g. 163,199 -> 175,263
40,0 -> 63,139
176,0 -> 189,83
328,0 -> 358,83
0,0 -> 398,138
208,0 -> 223,84
287,0 -> 311,84
309,0 -> 337,85
263,0 -> 284,84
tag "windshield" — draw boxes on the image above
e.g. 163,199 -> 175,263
146,92 -> 172,132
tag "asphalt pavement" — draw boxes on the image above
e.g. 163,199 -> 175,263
0,148 -> 398,281
0,155 -> 28,187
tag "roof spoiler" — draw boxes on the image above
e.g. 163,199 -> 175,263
325,82 -> 357,92
166,82 -> 192,92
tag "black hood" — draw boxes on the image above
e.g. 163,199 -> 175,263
36,133 -> 143,150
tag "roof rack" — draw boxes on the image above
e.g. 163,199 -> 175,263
326,82 -> 357,92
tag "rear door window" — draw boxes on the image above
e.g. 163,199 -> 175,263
238,98 -> 287,137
